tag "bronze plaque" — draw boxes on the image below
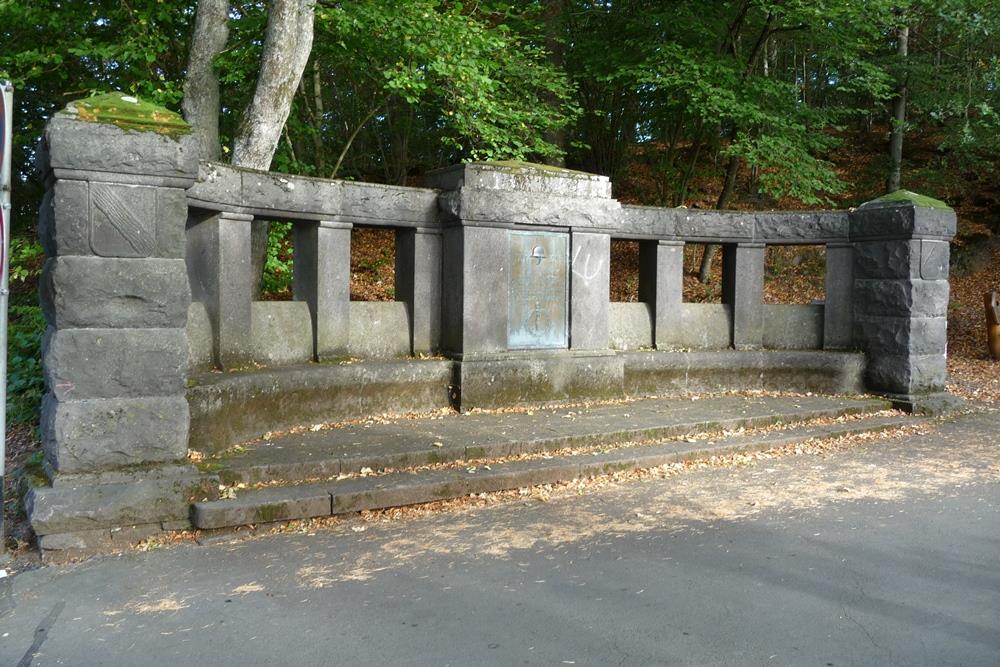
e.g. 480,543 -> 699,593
508,231 -> 569,349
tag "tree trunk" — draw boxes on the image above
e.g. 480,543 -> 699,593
887,24 -> 908,193
698,7 -> 774,283
312,60 -> 326,172
182,0 -> 230,160
698,155 -> 741,283
541,0 -> 567,166
231,0 -> 316,297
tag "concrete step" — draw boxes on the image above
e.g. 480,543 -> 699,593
208,394 -> 893,487
192,412 -> 915,530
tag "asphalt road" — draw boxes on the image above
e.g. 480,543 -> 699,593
1,410 -> 998,666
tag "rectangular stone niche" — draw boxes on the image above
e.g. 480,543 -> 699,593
508,230 -> 569,350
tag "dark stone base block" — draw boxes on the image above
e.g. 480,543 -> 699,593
25,466 -> 218,558
883,391 -> 965,416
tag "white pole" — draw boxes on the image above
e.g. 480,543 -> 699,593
0,80 -> 13,555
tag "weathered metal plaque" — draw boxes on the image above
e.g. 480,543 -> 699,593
508,231 -> 569,349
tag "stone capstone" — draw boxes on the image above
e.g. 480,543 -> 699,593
40,112 -> 198,188
850,199 -> 957,240
425,161 -> 612,199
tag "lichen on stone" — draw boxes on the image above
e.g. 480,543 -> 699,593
64,92 -> 190,138
870,189 -> 951,210
475,159 -> 596,179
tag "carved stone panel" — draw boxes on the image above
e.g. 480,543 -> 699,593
508,230 -> 569,349
90,183 -> 156,257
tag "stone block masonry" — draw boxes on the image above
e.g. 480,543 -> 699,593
850,192 -> 957,413
37,99 -> 198,473
30,94 -> 205,553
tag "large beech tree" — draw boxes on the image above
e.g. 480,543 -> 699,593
183,0 -> 316,291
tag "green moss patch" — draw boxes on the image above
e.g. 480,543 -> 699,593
66,92 -> 190,138
871,189 -> 952,210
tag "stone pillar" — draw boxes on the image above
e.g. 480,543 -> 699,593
186,211 -> 253,368
294,220 -> 351,360
850,192 -> 956,412
395,227 -> 442,354
639,240 -> 683,349
823,242 -> 854,349
570,231 -> 610,349
37,95 -> 198,474
440,224 -> 508,355
428,161 -> 623,408
722,242 -> 765,349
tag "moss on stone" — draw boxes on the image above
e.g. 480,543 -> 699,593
871,189 -> 952,210
19,453 -> 50,490
65,92 -> 190,139
196,461 -> 225,474
254,503 -> 284,523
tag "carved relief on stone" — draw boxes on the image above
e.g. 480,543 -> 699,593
90,183 -> 157,257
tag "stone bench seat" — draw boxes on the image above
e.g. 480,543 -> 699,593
188,350 -> 867,456
622,349 -> 866,396
188,359 -> 454,454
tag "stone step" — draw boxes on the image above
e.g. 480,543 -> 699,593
192,413 -> 915,530
208,394 -> 893,487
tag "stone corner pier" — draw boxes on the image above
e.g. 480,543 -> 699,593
24,95 -> 959,553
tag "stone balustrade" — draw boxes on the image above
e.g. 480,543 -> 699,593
25,98 -> 958,551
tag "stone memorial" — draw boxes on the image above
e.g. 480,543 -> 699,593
23,94 -> 960,554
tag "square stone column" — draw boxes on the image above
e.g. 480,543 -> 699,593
396,227 -> 442,354
37,95 -> 198,474
440,224 -> 508,355
186,211 -> 254,368
428,161 -> 624,408
850,192 -> 957,411
639,240 -> 684,349
823,242 -> 854,349
722,243 -> 765,349
570,231 -> 610,350
294,220 -> 352,360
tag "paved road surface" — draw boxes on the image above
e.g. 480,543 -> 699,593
1,410 -> 998,666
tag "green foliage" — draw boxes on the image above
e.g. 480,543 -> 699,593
315,0 -> 578,164
3,0 -> 1000,220
567,0 -> 901,202
6,305 -> 45,425
0,0 -> 193,230
7,238 -> 44,284
262,222 -> 294,297
729,132 -> 845,205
